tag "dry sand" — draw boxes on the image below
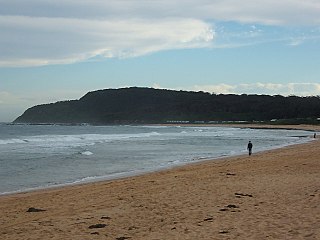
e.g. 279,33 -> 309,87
0,125 -> 319,239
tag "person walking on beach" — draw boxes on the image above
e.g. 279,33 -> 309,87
247,141 -> 253,156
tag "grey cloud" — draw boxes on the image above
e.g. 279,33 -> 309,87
192,83 -> 320,96
1,0 -> 320,66
1,0 -> 319,25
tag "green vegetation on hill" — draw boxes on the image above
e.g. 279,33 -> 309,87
14,87 -> 320,125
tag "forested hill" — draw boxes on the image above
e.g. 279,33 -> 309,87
14,87 -> 320,124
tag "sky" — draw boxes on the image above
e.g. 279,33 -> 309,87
1,0 -> 320,122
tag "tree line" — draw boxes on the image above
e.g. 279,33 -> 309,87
14,87 -> 320,125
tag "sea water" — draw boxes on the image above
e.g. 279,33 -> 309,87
0,123 -> 312,195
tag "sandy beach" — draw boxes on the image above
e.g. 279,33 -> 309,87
0,125 -> 319,240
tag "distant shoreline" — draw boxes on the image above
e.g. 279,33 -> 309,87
156,123 -> 320,133
7,121 -> 320,132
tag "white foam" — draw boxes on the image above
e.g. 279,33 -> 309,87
0,138 -> 27,145
81,151 -> 93,156
0,131 -> 161,148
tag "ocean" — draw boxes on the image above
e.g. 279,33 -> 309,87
0,123 -> 312,195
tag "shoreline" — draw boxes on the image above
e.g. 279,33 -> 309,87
0,124 -> 316,197
158,123 -> 320,131
1,125 -> 319,239
0,139 -> 310,198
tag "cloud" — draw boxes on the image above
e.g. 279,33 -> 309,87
190,83 -> 320,96
1,0 -> 320,66
192,84 -> 236,94
0,15 -> 213,67
2,1 -> 320,25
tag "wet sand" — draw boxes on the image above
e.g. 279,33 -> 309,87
0,125 -> 319,239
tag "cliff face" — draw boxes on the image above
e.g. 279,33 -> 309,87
14,87 -> 320,124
